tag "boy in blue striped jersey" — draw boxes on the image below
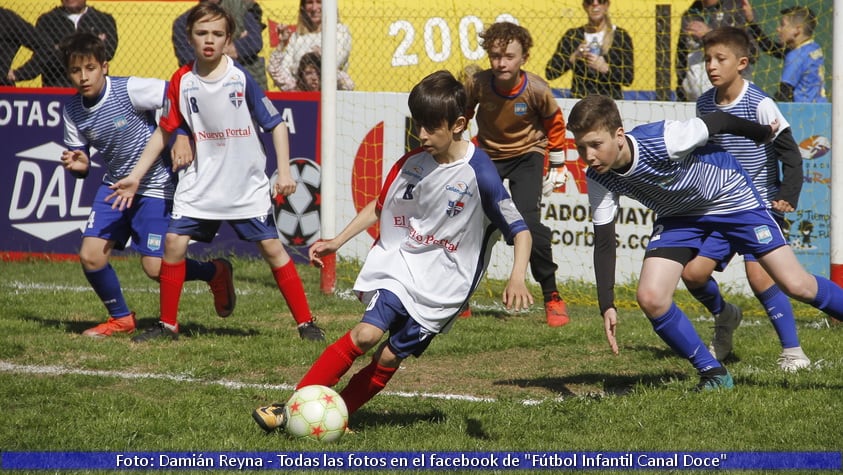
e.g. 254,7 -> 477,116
60,32 -> 235,338
682,26 -> 808,371
568,94 -> 843,390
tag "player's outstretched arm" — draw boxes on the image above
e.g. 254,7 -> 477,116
593,220 -> 619,354
106,127 -> 170,210
502,229 -> 533,311
602,307 -> 619,355
309,200 -> 379,268
271,122 -> 296,197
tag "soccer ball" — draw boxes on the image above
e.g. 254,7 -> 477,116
284,385 -> 348,442
271,158 -> 322,247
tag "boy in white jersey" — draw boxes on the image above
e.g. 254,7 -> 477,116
59,32 -> 234,338
683,26 -> 809,371
107,3 -> 323,342
252,71 -> 533,430
568,94 -> 843,390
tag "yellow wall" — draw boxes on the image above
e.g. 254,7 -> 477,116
5,0 -> 688,92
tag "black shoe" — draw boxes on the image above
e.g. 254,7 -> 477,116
252,404 -> 286,432
298,321 -> 325,341
131,322 -> 179,343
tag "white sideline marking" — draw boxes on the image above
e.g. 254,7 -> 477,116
0,361 -> 497,404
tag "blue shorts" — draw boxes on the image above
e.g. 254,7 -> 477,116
360,289 -> 436,360
83,184 -> 169,256
694,213 -> 788,271
168,213 -> 278,243
647,209 -> 787,262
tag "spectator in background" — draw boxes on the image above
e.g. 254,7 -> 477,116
293,51 -> 355,92
173,0 -> 266,89
9,0 -> 117,88
544,0 -> 633,99
268,0 -> 354,91
676,0 -> 747,101
1,8 -> 50,86
743,2 -> 827,102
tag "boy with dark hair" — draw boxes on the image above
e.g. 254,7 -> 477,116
464,21 -> 570,327
60,32 -> 233,338
683,26 -> 809,371
252,70 -> 533,430
743,1 -> 827,102
107,2 -> 323,342
569,94 -> 843,390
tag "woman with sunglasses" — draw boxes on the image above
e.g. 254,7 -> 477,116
545,0 -> 634,99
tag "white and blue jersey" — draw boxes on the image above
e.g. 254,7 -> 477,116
588,118 -> 766,226
63,76 -> 174,200
697,80 -> 789,206
354,142 -> 527,334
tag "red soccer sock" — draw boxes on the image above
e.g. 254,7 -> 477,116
298,332 -> 364,389
272,260 -> 313,325
159,260 -> 185,328
339,361 -> 398,415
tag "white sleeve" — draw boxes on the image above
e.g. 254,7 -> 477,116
62,107 -> 86,149
588,178 -> 620,226
127,77 -> 167,111
756,97 -> 790,137
663,117 -> 710,161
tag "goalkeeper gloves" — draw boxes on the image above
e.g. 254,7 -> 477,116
542,150 -> 567,197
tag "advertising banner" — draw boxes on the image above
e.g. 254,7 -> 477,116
0,88 -> 319,260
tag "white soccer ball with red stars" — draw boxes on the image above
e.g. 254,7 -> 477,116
284,385 -> 348,442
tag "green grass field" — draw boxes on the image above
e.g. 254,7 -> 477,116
1,256 -> 841,474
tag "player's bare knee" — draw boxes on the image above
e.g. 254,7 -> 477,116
636,287 -> 672,317
350,323 -> 383,352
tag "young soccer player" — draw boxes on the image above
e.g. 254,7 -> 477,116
106,3 -> 324,342
59,32 -> 234,338
569,94 -> 843,390
252,70 -> 533,429
683,26 -> 809,371
744,2 -> 827,102
464,21 -> 570,327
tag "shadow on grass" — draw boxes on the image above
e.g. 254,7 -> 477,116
21,314 -> 260,338
349,408 -> 448,430
494,370 -> 689,396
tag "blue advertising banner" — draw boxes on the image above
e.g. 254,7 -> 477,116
779,103 -> 832,277
1,451 -> 840,471
0,88 -> 320,260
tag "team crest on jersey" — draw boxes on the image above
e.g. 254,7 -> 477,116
754,225 -> 773,244
446,200 -> 464,217
444,181 -> 472,217
229,89 -> 245,108
112,115 -> 128,130
513,102 -> 527,116
147,233 -> 162,251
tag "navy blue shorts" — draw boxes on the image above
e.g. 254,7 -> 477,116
360,289 -> 436,360
695,213 -> 787,271
647,209 -> 787,262
168,212 -> 278,243
84,184 -> 169,256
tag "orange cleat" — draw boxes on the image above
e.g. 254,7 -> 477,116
82,312 -> 137,337
545,292 -> 570,327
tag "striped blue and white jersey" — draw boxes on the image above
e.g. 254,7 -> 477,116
697,79 -> 788,205
63,76 -> 174,200
588,118 -> 766,225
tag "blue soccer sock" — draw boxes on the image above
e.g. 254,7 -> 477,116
84,263 -> 131,318
756,284 -> 800,349
811,275 -> 843,321
651,303 -> 721,374
687,277 -> 725,316
185,258 -> 215,282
